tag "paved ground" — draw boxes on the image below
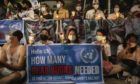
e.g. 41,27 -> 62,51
105,78 -> 127,84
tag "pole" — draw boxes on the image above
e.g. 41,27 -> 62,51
108,0 -> 111,15
83,0 -> 86,19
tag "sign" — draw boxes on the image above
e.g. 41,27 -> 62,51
27,44 -> 104,84
0,20 -> 26,44
24,20 -> 55,43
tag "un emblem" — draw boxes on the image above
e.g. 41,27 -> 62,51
9,22 -> 22,30
80,48 -> 98,63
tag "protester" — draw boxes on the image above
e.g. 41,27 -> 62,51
118,33 -> 140,76
108,4 -> 124,20
65,28 -> 80,44
70,3 -> 83,19
107,33 -> 140,76
130,1 -> 140,18
92,29 -> 111,59
91,29 -> 123,75
7,3 -> 23,20
35,28 -> 53,45
0,30 -> 26,84
53,0 -> 69,20
40,3 -> 53,19
19,0 -> 35,20
85,0 -> 105,20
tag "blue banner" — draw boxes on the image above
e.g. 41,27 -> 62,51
0,20 -> 26,44
27,44 -> 103,84
24,20 -> 55,44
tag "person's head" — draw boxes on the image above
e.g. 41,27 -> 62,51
0,0 -> 9,6
96,29 -> 107,43
125,33 -> 138,48
75,3 -> 82,11
34,9 -> 40,19
22,0 -> 32,10
41,3 -> 49,12
67,28 -> 79,43
9,30 -> 23,44
13,3 -> 23,12
92,3 -> 99,10
40,28 -> 49,41
56,0 -> 65,9
114,4 -> 120,13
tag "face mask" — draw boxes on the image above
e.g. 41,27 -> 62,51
57,3 -> 61,9
96,36 -> 105,42
40,34 -> 48,41
41,7 -> 46,12
76,6 -> 82,11
93,4 -> 99,9
114,8 -> 119,12
68,35 -> 76,42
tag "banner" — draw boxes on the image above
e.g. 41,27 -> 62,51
0,20 -> 26,44
24,20 -> 55,44
27,44 -> 104,84
84,20 -> 99,43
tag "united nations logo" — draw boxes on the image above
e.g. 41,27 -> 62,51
9,22 -> 22,30
80,48 -> 99,63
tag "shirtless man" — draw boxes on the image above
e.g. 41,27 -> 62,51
0,30 -> 26,84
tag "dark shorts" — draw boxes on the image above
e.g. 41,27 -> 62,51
120,59 -> 140,77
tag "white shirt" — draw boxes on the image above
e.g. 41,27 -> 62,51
85,9 -> 105,20
92,41 -> 111,57
19,9 -> 35,20
117,44 -> 124,56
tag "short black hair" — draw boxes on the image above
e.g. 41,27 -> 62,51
40,28 -> 50,35
125,33 -> 138,41
13,3 -> 23,11
12,30 -> 23,41
22,0 -> 32,8
96,29 -> 107,36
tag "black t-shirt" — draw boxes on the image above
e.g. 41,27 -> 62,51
43,14 -> 53,19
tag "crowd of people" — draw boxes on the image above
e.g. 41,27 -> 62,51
0,0 -> 140,84
0,0 -> 139,20
0,26 -> 140,84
